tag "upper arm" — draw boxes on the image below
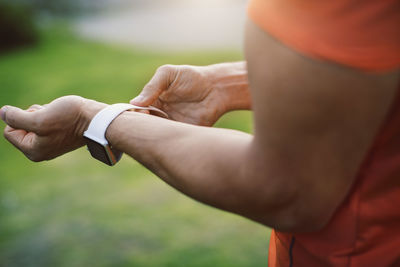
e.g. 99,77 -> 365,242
244,19 -> 400,231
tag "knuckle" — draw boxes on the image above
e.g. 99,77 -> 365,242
63,95 -> 83,104
157,64 -> 175,74
183,65 -> 201,78
179,64 -> 191,72
28,104 -> 40,110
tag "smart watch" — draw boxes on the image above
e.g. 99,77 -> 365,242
83,103 -> 168,166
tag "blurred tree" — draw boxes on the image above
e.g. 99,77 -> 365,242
0,2 -> 38,52
2,0 -> 127,16
0,0 -> 96,52
2,0 -> 79,16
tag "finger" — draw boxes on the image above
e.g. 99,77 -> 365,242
130,65 -> 177,106
4,125 -> 34,153
4,126 -> 42,161
1,105 -> 42,132
27,104 -> 43,112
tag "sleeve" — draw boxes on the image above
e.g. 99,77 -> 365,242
247,0 -> 400,72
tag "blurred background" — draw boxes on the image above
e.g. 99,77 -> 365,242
0,0 -> 270,266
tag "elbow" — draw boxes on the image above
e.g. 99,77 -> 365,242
257,195 -> 337,233
273,207 -> 333,233
244,146 -> 342,232
249,174 -> 337,232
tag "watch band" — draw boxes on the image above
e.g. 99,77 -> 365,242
84,103 -> 134,145
84,103 -> 168,145
83,103 -> 168,165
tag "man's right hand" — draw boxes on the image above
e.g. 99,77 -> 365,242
130,63 -> 251,126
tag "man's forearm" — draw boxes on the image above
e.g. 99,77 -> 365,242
81,106 -> 289,227
105,111 -> 254,214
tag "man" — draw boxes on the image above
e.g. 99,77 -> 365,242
1,0 -> 399,266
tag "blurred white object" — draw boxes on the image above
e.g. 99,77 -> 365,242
75,0 -> 247,51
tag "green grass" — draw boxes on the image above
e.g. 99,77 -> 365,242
0,27 -> 269,267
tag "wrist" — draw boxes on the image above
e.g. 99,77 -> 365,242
78,98 -> 108,138
206,62 -> 251,113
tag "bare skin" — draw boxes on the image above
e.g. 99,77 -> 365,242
1,20 -> 399,232
130,62 -> 251,126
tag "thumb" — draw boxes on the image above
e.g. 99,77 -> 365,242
131,65 -> 177,106
1,105 -> 41,132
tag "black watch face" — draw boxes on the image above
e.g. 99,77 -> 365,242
85,137 -> 113,166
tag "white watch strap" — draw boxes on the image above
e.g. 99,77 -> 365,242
83,103 -> 168,145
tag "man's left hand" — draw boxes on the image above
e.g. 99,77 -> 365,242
1,95 -> 105,162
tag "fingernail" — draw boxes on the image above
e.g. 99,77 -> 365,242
0,106 -> 8,121
132,95 -> 144,103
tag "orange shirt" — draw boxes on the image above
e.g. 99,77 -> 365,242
248,0 -> 400,266
248,0 -> 400,72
